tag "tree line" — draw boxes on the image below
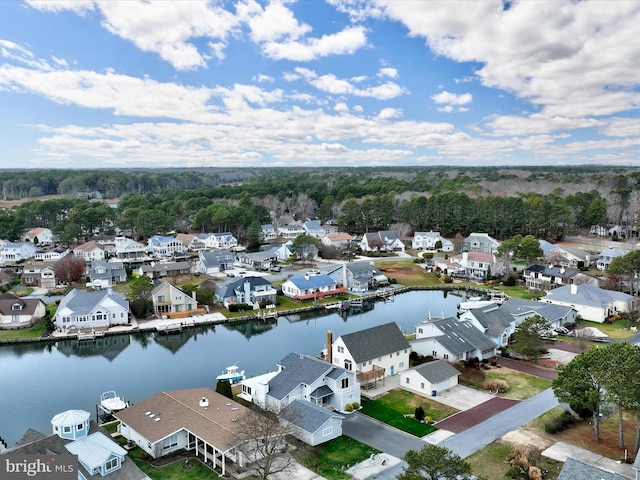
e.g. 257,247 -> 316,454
0,167 -> 637,245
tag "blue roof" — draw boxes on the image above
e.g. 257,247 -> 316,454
286,273 -> 336,289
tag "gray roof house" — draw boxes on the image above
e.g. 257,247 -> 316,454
239,352 -> 361,416
138,261 -> 191,278
236,250 -> 278,270
331,322 -> 411,380
88,260 -> 127,289
549,245 -> 594,268
596,248 -> 627,271
359,231 -> 405,252
557,457 -> 629,480
303,220 -> 327,239
215,276 -> 277,308
54,288 -> 129,331
541,283 -> 636,323
499,298 -> 577,330
400,359 -> 460,397
327,261 -> 388,293
411,317 -> 497,361
196,250 -> 234,274
524,264 -> 598,292
412,231 -> 454,252
459,304 -> 515,348
0,410 -> 150,480
280,400 -> 345,446
462,232 -> 500,254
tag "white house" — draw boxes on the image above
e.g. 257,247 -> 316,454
303,220 -> 327,239
277,223 -> 305,238
412,231 -> 454,252
261,224 -> 278,241
360,231 -> 405,252
411,316 -> 497,362
238,352 -> 360,414
0,292 -> 46,330
114,237 -> 146,260
0,241 -> 36,264
87,260 -> 127,289
74,241 -> 106,261
596,248 -> 626,271
271,241 -> 293,261
548,245 -> 594,268
327,261 -> 388,293
147,235 -> 185,258
197,232 -> 238,250
54,288 -> 129,331
24,227 -> 54,245
400,360 -> 460,397
197,250 -> 235,274
330,322 -> 411,382
321,232 -> 354,251
540,284 -> 636,323
280,271 -> 345,300
175,233 -> 206,252
437,251 -> 503,281
34,247 -> 71,261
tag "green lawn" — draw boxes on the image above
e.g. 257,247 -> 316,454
0,319 -> 48,340
579,319 -> 636,339
127,447 -> 220,480
359,389 -> 458,437
292,436 -> 379,480
484,368 -> 553,400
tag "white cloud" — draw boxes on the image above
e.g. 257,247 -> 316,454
26,0 -> 94,14
432,91 -> 472,105
261,26 -> 368,61
334,102 -> 349,113
378,67 -> 398,79
378,108 -> 402,120
253,74 -> 274,83
238,0 -> 311,43
437,106 -> 454,113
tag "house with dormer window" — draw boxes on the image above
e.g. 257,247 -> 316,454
0,292 -> 46,329
150,282 -> 198,319
74,241 -> 106,261
412,231 -> 454,252
197,250 -> 234,274
239,352 -> 360,416
88,260 -> 127,289
277,223 -> 305,238
303,220 -> 327,239
216,276 -> 276,309
1,409 -> 150,480
147,235 -> 185,258
360,231 -> 405,253
260,224 -> 278,242
114,237 -> 146,260
462,232 -> 500,254
21,262 -> 56,289
596,248 -> 626,271
54,288 -> 129,331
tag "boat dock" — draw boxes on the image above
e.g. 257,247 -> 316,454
155,322 -> 183,334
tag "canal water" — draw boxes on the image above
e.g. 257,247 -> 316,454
0,289 -> 466,448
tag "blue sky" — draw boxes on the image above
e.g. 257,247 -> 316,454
1,0 -> 640,169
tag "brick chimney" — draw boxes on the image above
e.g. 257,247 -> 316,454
326,331 -> 333,364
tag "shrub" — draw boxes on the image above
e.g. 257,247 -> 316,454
442,275 -> 453,283
345,403 -> 354,412
490,360 -> 497,366
350,402 -> 359,410
483,379 -> 508,393
503,275 -> 517,287
414,406 -> 425,422
544,411 -> 577,434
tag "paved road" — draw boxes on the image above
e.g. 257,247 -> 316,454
440,387 -> 559,458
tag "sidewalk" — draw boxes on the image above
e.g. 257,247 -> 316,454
542,442 -> 635,479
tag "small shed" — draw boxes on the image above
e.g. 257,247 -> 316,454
51,409 -> 90,440
400,360 -> 459,397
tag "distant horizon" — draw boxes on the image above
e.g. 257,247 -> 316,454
1,1 -> 640,168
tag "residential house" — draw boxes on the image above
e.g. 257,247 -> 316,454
175,233 -> 206,252
115,388 -> 253,476
260,224 -> 278,242
321,232 -> 354,251
411,316 -> 497,362
24,227 -> 53,245
150,282 -> 198,319
138,261 -> 191,279
458,304 -> 515,348
281,271 -> 346,300
87,260 -> 127,289
280,400 -> 345,446
0,241 -> 36,264
437,251 -> 503,281
54,288 -> 129,330
238,352 -> 360,414
147,235 -> 185,258
462,232 -> 500,254
114,237 -> 146,261
524,264 -> 598,292
215,276 -> 277,309
277,223 -> 305,238
1,409 -> 149,480
360,231 -> 405,252
400,359 -> 460,397
197,250 -> 235,274
557,458 -> 629,480
34,246 -> 70,261
541,284 -> 636,323
499,298 -> 577,330
327,261 -> 388,293
197,232 -> 238,250
74,240 -> 106,261
412,231 -> 454,252
271,241 -> 293,261
548,245 -> 594,268
330,322 -> 410,383
303,220 -> 327,239
0,292 -> 46,329
21,262 -> 56,289
236,250 -> 278,270
596,248 -> 627,271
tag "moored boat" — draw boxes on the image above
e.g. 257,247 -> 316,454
100,391 -> 128,413
216,365 -> 246,385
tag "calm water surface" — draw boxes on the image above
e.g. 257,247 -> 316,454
0,290 -> 466,447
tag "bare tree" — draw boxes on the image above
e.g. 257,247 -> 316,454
234,408 -> 295,480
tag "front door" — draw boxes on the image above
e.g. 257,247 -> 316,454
390,365 -> 395,376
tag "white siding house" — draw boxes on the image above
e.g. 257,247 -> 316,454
541,284 -> 636,323
400,360 -> 460,397
54,288 -> 129,330
412,231 -> 454,252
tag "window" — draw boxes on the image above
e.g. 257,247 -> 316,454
337,346 -> 344,353
163,434 -> 178,450
341,378 -> 349,389
399,362 -> 404,368
420,382 -> 425,389
105,458 -> 118,471
405,378 -> 410,384
64,426 -> 71,433
158,295 -> 165,302
322,427 -> 333,436
77,423 -> 84,430
444,354 -> 449,360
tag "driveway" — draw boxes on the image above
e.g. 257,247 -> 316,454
435,397 -> 520,433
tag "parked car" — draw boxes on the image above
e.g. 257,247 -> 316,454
269,265 -> 281,272
226,272 -> 236,277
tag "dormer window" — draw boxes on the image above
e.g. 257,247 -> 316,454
12,303 -> 23,310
